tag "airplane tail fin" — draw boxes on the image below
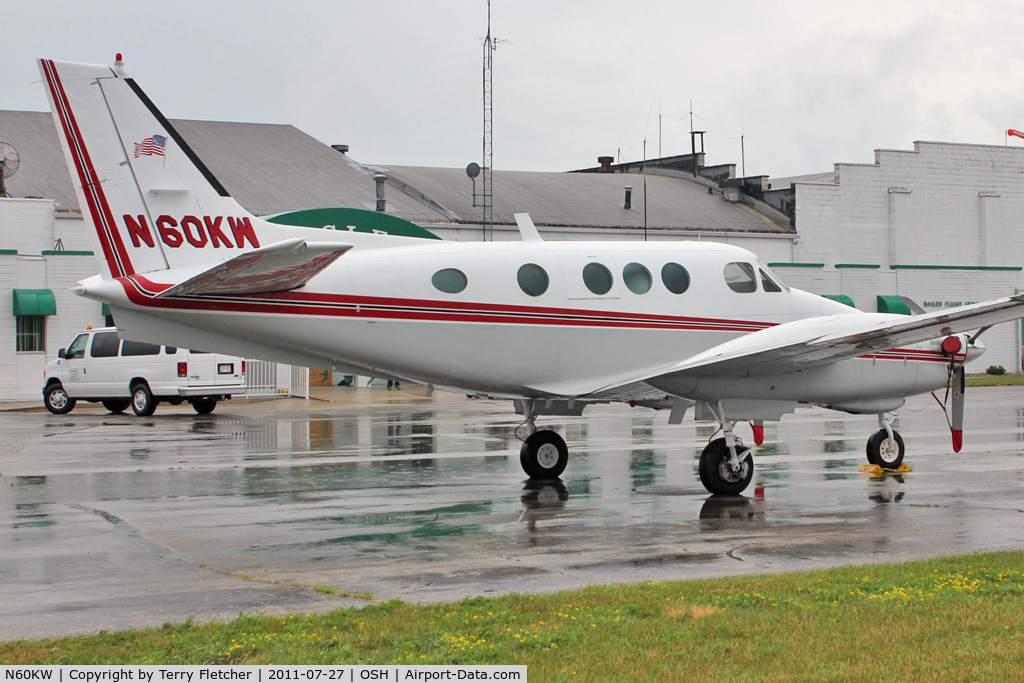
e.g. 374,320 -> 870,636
39,58 -> 293,279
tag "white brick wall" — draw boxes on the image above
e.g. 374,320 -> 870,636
0,199 -> 107,401
791,141 -> 1024,371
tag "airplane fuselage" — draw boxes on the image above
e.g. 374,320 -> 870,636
91,238 -> 962,410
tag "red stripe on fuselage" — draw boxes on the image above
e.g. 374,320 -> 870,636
113,276 -> 966,362
120,275 -> 770,331
42,60 -> 134,277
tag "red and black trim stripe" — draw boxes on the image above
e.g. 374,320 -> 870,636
41,59 -> 134,278
115,275 -> 968,364
121,275 -> 772,331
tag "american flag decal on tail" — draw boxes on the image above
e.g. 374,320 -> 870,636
134,134 -> 166,158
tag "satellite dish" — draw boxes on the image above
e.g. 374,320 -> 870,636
465,162 -> 481,179
0,141 -> 20,197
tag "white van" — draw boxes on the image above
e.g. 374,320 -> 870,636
42,327 -> 247,416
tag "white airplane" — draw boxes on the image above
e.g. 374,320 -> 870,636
39,57 -> 1024,495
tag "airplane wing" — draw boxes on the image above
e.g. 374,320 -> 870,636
523,295 -> 1024,398
158,238 -> 352,297
658,294 -> 1024,380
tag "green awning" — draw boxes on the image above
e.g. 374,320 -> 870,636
12,289 -> 56,316
823,294 -> 856,308
877,295 -> 912,315
101,303 -> 111,316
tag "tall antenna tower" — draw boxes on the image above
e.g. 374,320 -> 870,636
481,0 -> 494,241
481,0 -> 509,241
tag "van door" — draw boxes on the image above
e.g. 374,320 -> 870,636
185,350 -> 244,390
59,333 -> 90,397
86,330 -> 122,398
119,339 -> 164,395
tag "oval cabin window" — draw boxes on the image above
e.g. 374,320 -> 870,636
661,263 -> 691,294
431,268 -> 468,294
582,262 -> 613,295
517,263 -> 549,297
623,263 -> 652,294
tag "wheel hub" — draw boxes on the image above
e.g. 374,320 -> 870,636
50,391 -> 67,409
879,438 -> 898,463
536,443 -> 560,469
718,455 -> 749,483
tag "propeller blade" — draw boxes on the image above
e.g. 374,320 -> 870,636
951,366 -> 965,452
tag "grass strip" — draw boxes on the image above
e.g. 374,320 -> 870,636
966,374 -> 1024,387
3,551 -> 1024,680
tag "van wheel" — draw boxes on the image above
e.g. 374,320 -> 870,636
102,399 -> 130,414
131,382 -> 158,416
192,398 -> 217,414
44,383 -> 76,415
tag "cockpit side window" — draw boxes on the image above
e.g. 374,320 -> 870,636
724,262 -> 757,293
760,269 -> 782,293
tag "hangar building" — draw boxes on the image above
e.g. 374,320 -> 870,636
1,108 -> 1021,400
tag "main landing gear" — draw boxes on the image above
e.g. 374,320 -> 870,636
518,400 -> 569,480
866,414 -> 905,468
699,419 -> 754,495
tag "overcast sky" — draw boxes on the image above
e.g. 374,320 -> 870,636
5,0 -> 1024,178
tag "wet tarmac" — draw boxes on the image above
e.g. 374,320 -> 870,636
3,386 -> 1024,641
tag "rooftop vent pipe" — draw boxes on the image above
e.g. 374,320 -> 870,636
598,156 -> 614,172
373,173 -> 388,212
332,144 -> 350,155
624,186 -> 633,210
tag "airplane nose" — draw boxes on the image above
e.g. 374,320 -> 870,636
967,336 -> 986,361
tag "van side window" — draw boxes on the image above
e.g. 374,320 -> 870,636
65,334 -> 88,360
122,340 -> 161,356
90,331 -> 121,358
164,347 -> 177,355
724,262 -> 757,293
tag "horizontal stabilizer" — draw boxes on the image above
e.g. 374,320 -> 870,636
158,238 -> 352,297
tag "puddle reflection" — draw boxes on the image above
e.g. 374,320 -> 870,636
698,495 -> 766,527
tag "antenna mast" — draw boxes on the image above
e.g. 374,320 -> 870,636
482,0 -> 494,241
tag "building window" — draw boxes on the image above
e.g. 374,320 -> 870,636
16,315 -> 45,352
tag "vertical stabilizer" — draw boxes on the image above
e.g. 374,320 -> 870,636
39,58 -> 282,279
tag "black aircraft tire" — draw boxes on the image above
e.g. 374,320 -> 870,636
102,399 -> 130,414
44,383 -> 76,415
698,438 -> 754,495
520,430 -> 569,480
866,429 -> 905,469
131,382 -> 158,417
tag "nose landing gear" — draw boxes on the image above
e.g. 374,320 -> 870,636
866,414 -> 905,468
